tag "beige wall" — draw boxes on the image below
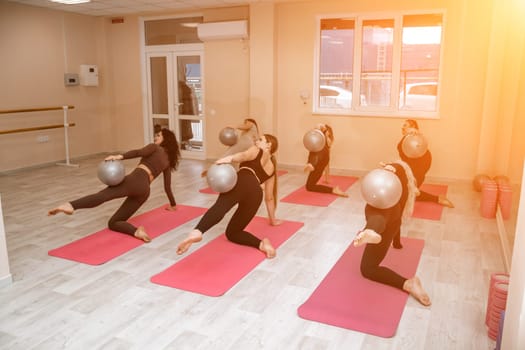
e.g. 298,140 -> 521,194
274,0 -> 504,180
249,3 -> 277,134
104,15 -> 144,152
200,7 -> 251,158
0,2 -> 112,172
0,0 -> 523,183
498,0 -> 525,184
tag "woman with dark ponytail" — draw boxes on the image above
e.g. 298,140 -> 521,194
304,124 -> 348,197
177,134 -> 282,258
48,128 -> 181,243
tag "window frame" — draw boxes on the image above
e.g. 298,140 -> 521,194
313,10 -> 445,119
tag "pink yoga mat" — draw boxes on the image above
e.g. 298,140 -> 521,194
280,175 -> 357,207
48,205 -> 207,265
298,237 -> 425,337
412,183 -> 448,220
150,216 -> 304,296
199,169 -> 288,194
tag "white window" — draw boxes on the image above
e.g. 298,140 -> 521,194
315,12 -> 443,118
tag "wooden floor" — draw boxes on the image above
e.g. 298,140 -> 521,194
0,154 -> 504,349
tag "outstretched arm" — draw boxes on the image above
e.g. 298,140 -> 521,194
323,162 -> 330,183
263,176 -> 282,226
323,136 -> 333,182
236,120 -> 252,131
216,145 -> 259,164
105,154 -> 123,161
162,169 -> 177,211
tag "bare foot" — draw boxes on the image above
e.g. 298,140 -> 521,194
303,163 -> 314,173
48,202 -> 74,216
332,186 -> 349,197
165,205 -> 177,211
353,229 -> 382,247
392,232 -> 403,249
177,229 -> 203,255
403,277 -> 431,306
270,218 -> 283,226
392,238 -> 403,249
438,195 -> 454,208
259,238 -> 276,259
134,226 -> 151,243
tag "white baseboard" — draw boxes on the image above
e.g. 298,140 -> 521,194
0,273 -> 13,288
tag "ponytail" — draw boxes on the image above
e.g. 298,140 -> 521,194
263,133 -> 279,209
271,155 -> 278,208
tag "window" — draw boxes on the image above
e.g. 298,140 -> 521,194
315,12 -> 443,117
145,17 -> 203,45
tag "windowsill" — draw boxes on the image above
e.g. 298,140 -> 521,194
312,109 -> 440,119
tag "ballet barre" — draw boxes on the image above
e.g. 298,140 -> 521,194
0,105 -> 79,167
0,123 -> 76,135
0,105 -> 75,114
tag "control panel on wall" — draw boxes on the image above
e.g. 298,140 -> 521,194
64,73 -> 79,86
79,64 -> 99,86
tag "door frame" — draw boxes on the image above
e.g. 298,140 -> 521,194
139,16 -> 205,160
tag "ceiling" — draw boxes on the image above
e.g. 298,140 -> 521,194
7,0 -> 298,17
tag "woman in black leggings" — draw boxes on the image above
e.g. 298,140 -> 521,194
397,119 -> 454,207
48,128 -> 180,242
304,124 -> 348,197
177,134 -> 281,258
353,162 -> 431,306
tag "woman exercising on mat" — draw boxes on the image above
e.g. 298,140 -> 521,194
224,118 -> 260,155
397,119 -> 454,208
202,118 -> 259,177
48,128 -> 181,243
178,134 -> 281,258
304,124 -> 348,197
354,162 -> 431,307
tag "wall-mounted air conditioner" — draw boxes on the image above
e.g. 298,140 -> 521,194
197,20 -> 248,41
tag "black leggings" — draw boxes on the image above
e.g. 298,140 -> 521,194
418,190 -> 438,202
360,205 -> 407,291
415,171 -> 438,203
70,168 -> 150,235
305,150 -> 332,194
196,169 -> 263,249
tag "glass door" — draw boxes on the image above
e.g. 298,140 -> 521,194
175,53 -> 204,159
145,50 -> 205,159
146,53 -> 171,133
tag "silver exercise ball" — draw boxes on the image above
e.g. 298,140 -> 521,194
219,127 -> 238,146
360,168 -> 402,209
401,133 -> 428,158
303,129 -> 326,152
206,164 -> 238,193
97,160 -> 125,186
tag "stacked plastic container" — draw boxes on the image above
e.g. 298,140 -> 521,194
485,273 -> 509,341
480,179 -> 498,218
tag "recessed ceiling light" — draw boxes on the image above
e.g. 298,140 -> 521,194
50,0 -> 91,4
